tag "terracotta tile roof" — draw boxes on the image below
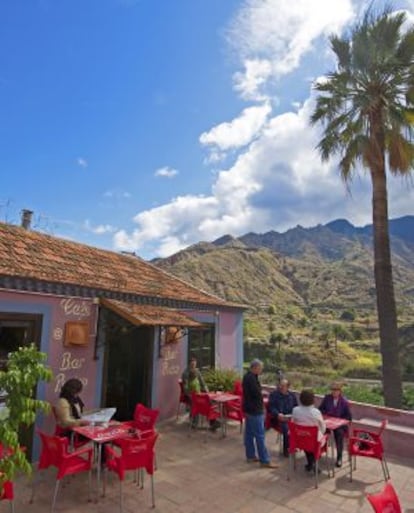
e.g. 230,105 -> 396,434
100,299 -> 203,327
0,222 -> 242,308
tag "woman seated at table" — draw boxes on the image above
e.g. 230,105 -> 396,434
55,378 -> 89,436
319,381 -> 352,468
292,389 -> 326,473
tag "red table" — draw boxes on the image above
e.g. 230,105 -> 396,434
72,421 -> 136,498
208,392 -> 241,437
323,415 -> 351,470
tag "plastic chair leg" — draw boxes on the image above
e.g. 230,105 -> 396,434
314,460 -> 319,489
151,474 -> 155,508
381,457 -> 391,481
51,479 -> 61,513
119,480 -> 123,513
9,501 -> 14,513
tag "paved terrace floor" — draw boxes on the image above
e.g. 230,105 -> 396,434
13,419 -> 414,513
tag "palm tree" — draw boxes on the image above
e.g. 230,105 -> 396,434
311,7 -> 414,408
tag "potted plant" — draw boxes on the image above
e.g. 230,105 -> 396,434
0,344 -> 52,484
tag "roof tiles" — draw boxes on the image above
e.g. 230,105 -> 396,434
0,223 -> 240,308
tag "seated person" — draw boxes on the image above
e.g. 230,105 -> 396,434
319,381 -> 352,467
55,378 -> 89,436
181,358 -> 220,430
181,357 -> 208,399
187,369 -> 201,394
268,379 -> 298,457
292,389 -> 326,473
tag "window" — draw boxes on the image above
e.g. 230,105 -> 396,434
187,326 -> 215,370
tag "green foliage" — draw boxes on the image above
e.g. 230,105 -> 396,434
267,305 -> 276,316
202,368 -> 241,392
0,344 -> 52,483
340,310 -> 355,322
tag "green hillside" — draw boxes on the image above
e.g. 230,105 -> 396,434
154,217 -> 414,382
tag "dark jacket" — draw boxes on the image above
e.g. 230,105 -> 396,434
242,371 -> 264,415
268,389 -> 297,421
319,394 -> 352,420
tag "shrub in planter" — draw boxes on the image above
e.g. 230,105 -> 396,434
0,344 -> 52,484
202,368 -> 241,392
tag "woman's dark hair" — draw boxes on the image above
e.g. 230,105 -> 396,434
60,378 -> 84,419
60,378 -> 83,399
299,388 -> 315,407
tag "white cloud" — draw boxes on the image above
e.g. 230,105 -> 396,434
112,0 -> 414,258
233,59 -> 273,101
199,103 -> 271,154
154,166 -> 179,178
103,189 -> 131,199
77,157 -> 88,168
227,0 -> 354,100
83,220 -> 116,235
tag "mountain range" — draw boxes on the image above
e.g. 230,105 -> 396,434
153,216 -> 414,320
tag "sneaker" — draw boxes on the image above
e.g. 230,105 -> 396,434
336,458 -> 342,468
246,457 -> 259,463
260,462 -> 279,469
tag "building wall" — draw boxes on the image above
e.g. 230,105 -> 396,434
0,289 -> 100,450
152,308 -> 244,420
0,288 -> 244,436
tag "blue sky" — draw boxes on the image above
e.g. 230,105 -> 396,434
1,0 -> 414,258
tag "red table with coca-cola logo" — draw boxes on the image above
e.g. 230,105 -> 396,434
72,421 -> 146,499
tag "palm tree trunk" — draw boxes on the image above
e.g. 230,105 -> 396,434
371,168 -> 403,408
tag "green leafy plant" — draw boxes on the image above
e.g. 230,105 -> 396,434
202,368 -> 241,392
0,344 -> 52,483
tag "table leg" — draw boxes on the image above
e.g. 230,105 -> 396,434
221,403 -> 226,438
96,443 -> 102,500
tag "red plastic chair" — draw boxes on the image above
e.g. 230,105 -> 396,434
366,482 -> 402,513
103,432 -> 158,511
287,421 -> 330,488
232,380 -> 243,396
30,431 -> 93,512
0,477 -> 14,513
52,405 -> 88,450
132,404 -> 159,432
349,420 -> 390,482
176,379 -> 189,420
189,393 -> 220,439
224,396 -> 244,433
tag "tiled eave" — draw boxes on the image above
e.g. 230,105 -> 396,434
0,274 -> 245,311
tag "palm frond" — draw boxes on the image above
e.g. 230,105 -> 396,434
387,131 -> 414,173
330,35 -> 351,70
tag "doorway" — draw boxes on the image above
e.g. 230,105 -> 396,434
101,310 -> 154,421
0,312 -> 43,458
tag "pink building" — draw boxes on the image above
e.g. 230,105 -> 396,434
0,221 -> 244,458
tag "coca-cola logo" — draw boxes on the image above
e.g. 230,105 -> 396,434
60,298 -> 91,318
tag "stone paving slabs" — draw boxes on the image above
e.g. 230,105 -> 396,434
12,418 -> 414,513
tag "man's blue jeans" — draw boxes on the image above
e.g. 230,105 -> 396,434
244,413 -> 270,464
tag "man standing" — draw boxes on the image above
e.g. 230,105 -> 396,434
268,378 -> 298,457
242,359 -> 278,468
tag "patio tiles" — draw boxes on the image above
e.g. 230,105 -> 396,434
12,418 -> 414,513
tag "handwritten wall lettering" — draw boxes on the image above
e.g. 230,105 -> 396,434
160,346 -> 179,376
161,361 -> 180,376
53,327 -> 63,341
54,373 -> 88,393
53,351 -> 88,393
60,298 -> 91,318
59,352 -> 85,371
